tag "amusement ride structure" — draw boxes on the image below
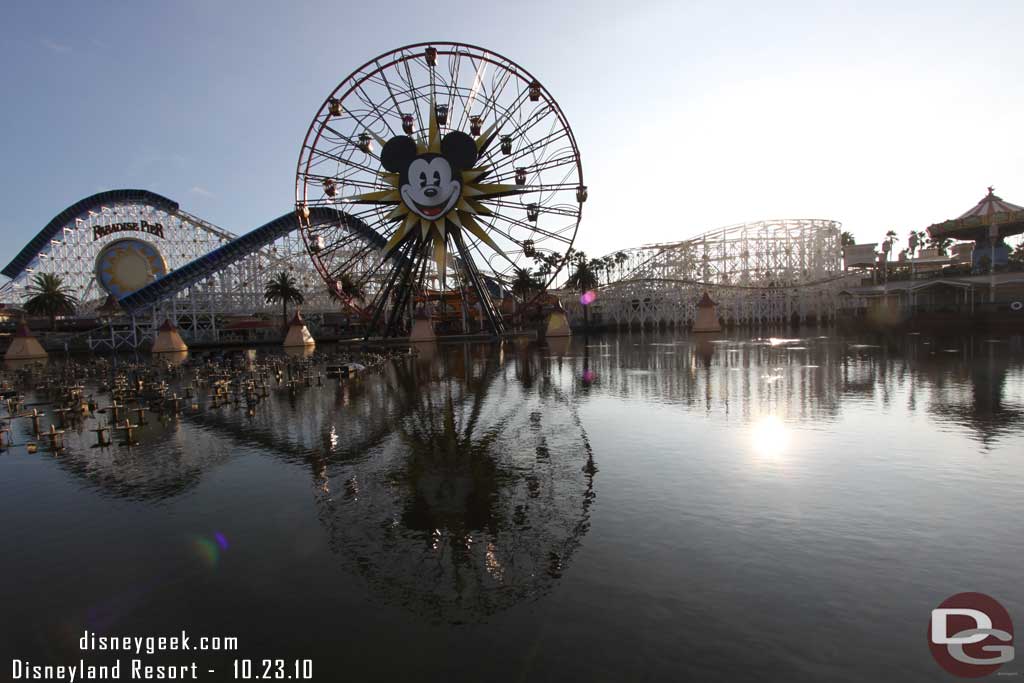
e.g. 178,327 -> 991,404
0,43 -> 862,350
571,218 -> 851,327
295,41 -> 585,337
0,190 -> 339,349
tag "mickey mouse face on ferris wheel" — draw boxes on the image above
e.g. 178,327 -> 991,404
380,131 -> 478,222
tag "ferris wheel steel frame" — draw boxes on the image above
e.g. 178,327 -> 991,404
295,42 -> 585,339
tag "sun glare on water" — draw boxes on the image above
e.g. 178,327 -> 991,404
750,415 -> 790,461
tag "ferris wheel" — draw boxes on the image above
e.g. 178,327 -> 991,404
295,42 -> 585,337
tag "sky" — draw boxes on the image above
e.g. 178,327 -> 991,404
1,0 -> 1022,269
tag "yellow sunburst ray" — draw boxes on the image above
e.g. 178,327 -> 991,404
369,131 -> 389,150
446,210 -> 465,231
383,214 -> 417,255
433,233 -> 448,283
384,203 -> 409,221
460,197 -> 493,216
461,169 -> 487,184
380,172 -> 399,187
352,188 -> 400,203
459,212 -> 505,257
474,122 -> 498,152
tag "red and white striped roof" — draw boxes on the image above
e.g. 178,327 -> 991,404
958,187 -> 1024,220
927,186 -> 1024,240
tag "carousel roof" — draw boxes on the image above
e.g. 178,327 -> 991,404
927,187 -> 1024,241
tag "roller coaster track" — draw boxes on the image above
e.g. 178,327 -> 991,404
603,272 -> 857,292
117,207 -> 384,313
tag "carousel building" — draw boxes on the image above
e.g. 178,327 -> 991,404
839,188 -> 1024,328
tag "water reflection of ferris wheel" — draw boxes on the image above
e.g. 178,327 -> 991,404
312,345 -> 597,622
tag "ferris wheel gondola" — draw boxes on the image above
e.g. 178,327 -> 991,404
296,42 -> 585,337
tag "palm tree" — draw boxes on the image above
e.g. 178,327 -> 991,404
327,274 -> 366,316
24,273 -> 77,330
338,273 -> 366,301
840,231 -> 856,247
614,251 -> 628,279
510,267 -> 539,301
882,229 -> 898,257
566,253 -> 600,329
926,235 -> 953,256
530,251 -> 563,282
264,272 -> 304,328
905,230 -> 925,258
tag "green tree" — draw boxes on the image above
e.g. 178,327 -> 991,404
327,274 -> 366,314
264,272 -> 304,328
510,267 -> 540,301
614,251 -> 629,279
24,273 -> 78,330
1008,241 -> 1024,268
907,229 -> 926,257
882,229 -> 898,258
530,251 -> 562,281
338,273 -> 366,301
566,252 -> 600,329
840,231 -> 856,246
600,255 -> 615,283
926,235 -> 953,256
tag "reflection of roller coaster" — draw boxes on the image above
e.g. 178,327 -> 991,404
561,218 -> 859,327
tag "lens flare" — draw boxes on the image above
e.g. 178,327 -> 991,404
193,532 -> 230,569
193,537 -> 220,568
580,290 -> 597,306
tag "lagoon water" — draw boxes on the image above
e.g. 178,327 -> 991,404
1,330 -> 1022,682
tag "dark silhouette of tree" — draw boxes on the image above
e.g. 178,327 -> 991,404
510,267 -> 540,301
24,273 -> 77,330
264,272 -> 304,327
926,235 -> 953,256
566,252 -> 600,329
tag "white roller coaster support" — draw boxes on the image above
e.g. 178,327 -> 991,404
3,197 -> 342,350
561,219 -> 861,327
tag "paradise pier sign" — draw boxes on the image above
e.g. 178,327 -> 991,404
93,220 -> 165,241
